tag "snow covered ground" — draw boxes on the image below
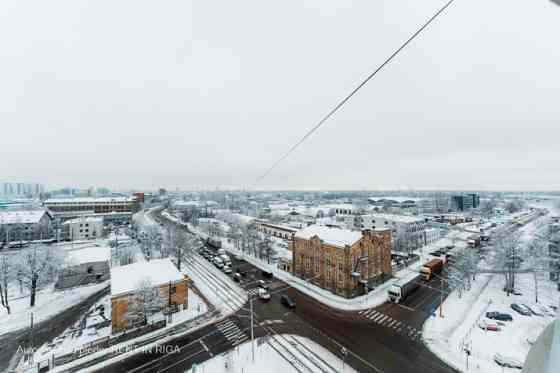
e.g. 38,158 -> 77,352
0,282 -> 109,336
184,334 -> 357,373
424,273 -> 558,373
32,294 -> 112,362
423,210 -> 559,373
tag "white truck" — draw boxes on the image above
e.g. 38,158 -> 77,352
388,273 -> 421,303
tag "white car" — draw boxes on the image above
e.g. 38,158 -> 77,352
258,288 -> 270,301
222,265 -> 232,274
494,354 -> 523,369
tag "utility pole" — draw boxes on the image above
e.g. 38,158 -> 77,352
250,297 -> 255,363
29,312 -> 34,365
439,277 -> 444,317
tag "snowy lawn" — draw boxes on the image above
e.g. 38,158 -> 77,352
184,335 -> 357,373
23,288 -> 210,372
0,282 -> 109,336
32,294 -> 112,362
423,273 -> 558,373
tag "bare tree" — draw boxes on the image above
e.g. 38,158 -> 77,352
166,226 -> 198,271
140,225 -> 162,261
0,255 -> 13,314
15,246 -> 62,307
491,230 -> 522,295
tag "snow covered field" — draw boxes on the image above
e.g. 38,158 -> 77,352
424,210 -> 560,373
424,273 -> 558,372
185,334 -> 357,373
0,282 -> 108,336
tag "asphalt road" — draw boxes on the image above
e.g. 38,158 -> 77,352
92,210 -> 458,373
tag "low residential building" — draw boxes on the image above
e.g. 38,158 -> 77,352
62,216 -> 103,241
44,196 -> 139,224
434,214 -> 466,225
0,209 -> 53,245
110,258 -> 189,333
56,246 -> 111,289
255,221 -> 298,240
292,225 -> 392,298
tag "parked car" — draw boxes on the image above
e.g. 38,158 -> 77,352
234,254 -> 244,261
258,288 -> 271,301
493,353 -> 523,369
233,273 -> 242,282
478,320 -> 500,332
222,265 -> 232,274
523,304 -> 544,317
486,312 -> 513,321
236,269 -> 247,277
281,295 -> 296,309
511,303 -> 531,316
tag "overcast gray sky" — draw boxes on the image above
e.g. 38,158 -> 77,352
1,0 -> 559,191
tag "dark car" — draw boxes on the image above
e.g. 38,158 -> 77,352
486,312 -> 513,321
262,270 -> 274,279
281,295 -> 296,309
233,273 -> 242,282
511,303 -> 531,316
236,269 -> 247,277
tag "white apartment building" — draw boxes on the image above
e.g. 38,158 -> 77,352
63,217 -> 103,240
424,227 -> 441,246
351,213 -> 428,251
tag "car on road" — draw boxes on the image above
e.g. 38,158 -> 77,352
213,257 -> 224,269
493,353 -> 523,369
511,303 -> 532,316
523,304 -> 544,317
486,312 -> 513,321
235,269 -> 247,277
233,273 -> 242,282
281,295 -> 296,309
257,280 -> 268,290
262,270 -> 274,279
258,288 -> 271,301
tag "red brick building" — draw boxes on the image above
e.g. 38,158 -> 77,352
292,225 -> 392,298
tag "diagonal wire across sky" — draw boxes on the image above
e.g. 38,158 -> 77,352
251,0 -> 456,189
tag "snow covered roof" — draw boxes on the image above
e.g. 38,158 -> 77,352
66,246 -> 111,265
62,216 -> 103,225
256,221 -> 298,233
0,209 -> 51,224
295,225 -> 362,248
110,258 -> 184,296
368,196 -> 422,203
45,197 -> 135,204
361,213 -> 424,224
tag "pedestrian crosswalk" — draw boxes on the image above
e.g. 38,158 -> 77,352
358,309 -> 423,341
247,288 -> 260,297
216,319 -> 248,346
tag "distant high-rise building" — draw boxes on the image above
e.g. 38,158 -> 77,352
0,182 -> 45,198
451,193 -> 480,211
